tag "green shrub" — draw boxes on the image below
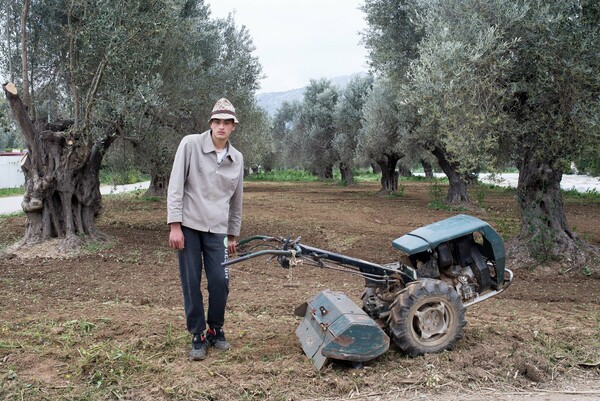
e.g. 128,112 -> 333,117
245,169 -> 319,182
0,187 -> 24,197
99,169 -> 148,185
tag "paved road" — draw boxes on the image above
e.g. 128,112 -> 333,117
0,181 -> 150,216
477,172 -> 600,193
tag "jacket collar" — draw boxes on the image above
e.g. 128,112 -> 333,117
201,130 -> 237,162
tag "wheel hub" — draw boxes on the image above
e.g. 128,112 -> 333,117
414,303 -> 449,339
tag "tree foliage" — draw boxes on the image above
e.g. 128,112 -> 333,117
0,97 -> 21,150
271,100 -> 303,169
358,79 -> 406,192
297,79 -> 339,178
333,74 -> 374,186
363,0 -> 486,201
361,0 -> 423,81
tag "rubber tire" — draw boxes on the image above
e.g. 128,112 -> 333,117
389,279 -> 466,357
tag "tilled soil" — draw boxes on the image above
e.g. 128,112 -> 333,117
0,180 -> 599,401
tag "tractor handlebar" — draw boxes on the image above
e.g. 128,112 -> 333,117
223,235 -> 413,285
224,236 -> 301,268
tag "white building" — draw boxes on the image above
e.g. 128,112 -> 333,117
0,151 -> 26,189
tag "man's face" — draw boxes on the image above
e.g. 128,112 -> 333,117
210,119 -> 236,142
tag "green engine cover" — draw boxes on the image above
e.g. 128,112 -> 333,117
391,214 -> 506,286
295,290 -> 389,370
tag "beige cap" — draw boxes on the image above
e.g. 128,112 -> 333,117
208,98 -> 239,124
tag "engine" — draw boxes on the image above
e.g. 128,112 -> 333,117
402,235 -> 494,303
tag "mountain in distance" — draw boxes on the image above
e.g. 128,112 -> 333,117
256,72 -> 368,117
255,87 -> 304,118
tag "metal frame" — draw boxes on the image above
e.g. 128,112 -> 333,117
224,235 -> 416,285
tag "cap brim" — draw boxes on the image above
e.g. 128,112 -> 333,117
209,113 -> 239,124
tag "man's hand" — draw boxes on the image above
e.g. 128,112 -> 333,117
228,235 -> 237,256
169,223 -> 185,250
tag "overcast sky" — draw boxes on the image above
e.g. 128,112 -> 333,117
205,0 -> 369,94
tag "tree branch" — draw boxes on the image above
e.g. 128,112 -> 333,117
20,0 -> 31,112
3,82 -> 42,174
84,59 -> 107,124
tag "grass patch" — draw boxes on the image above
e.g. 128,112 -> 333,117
80,240 -> 113,254
99,168 -> 149,186
245,169 -> 319,182
77,342 -> 143,390
245,168 -> 452,185
353,170 -> 379,182
103,189 -> 157,202
475,182 -> 517,194
0,187 -> 24,198
492,216 -> 520,240
0,316 -> 183,401
0,211 -> 24,219
139,195 -> 162,202
426,181 -> 467,211
388,183 -> 405,198
561,188 -> 600,202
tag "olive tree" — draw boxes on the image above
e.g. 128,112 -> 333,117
211,15 -> 268,173
503,0 -> 600,261
271,100 -> 303,169
298,79 -> 339,179
3,0 -> 177,250
357,80 -> 407,193
363,0 -> 472,203
403,0 -> 600,261
333,74 -> 374,186
403,0 -> 519,203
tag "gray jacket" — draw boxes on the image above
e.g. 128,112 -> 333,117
167,130 -> 244,236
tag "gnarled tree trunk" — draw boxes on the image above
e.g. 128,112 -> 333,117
420,159 -> 434,178
339,162 -> 354,186
398,164 -> 412,178
312,163 -> 334,179
146,172 -> 168,197
4,83 -> 113,252
516,156 -> 581,262
431,145 -> 470,204
376,154 -> 400,193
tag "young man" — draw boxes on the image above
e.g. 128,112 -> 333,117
167,98 -> 244,360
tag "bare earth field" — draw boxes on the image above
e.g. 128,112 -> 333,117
0,180 -> 599,401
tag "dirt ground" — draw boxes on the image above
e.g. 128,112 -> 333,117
0,180 -> 599,401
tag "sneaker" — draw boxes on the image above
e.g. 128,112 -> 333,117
189,334 -> 207,361
206,327 -> 231,351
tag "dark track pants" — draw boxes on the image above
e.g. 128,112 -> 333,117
178,226 -> 229,335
